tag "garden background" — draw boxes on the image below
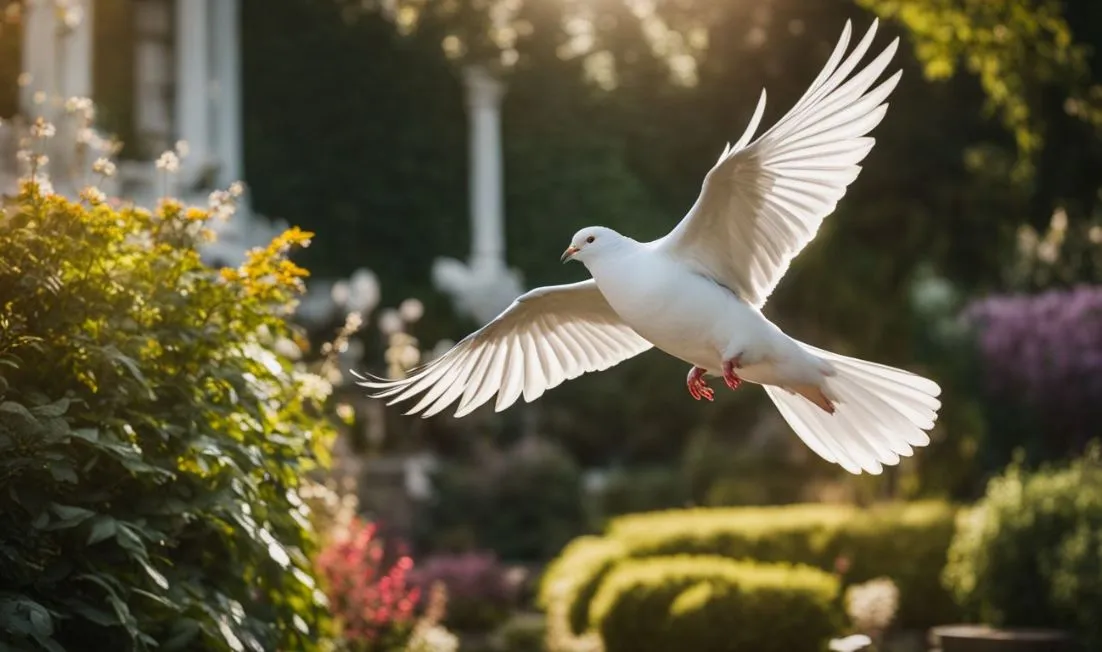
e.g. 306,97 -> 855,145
2,0 -> 1102,651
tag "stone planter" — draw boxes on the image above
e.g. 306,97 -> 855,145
929,624 -> 1075,652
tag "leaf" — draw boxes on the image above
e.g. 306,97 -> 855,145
162,618 -> 202,652
46,504 -> 95,530
101,345 -> 156,401
132,588 -> 177,610
0,401 -> 38,428
137,557 -> 170,591
0,594 -> 63,651
48,461 -> 78,484
62,598 -> 120,627
69,427 -> 99,443
87,517 -> 117,545
31,398 -> 70,418
74,573 -> 123,600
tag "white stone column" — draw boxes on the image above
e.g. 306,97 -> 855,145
432,65 -> 522,325
20,0 -> 59,116
463,66 -> 506,272
212,0 -> 243,187
175,0 -> 211,184
59,0 -> 93,101
135,0 -> 173,156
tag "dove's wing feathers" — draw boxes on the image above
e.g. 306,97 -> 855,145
353,280 -> 652,418
657,19 -> 900,307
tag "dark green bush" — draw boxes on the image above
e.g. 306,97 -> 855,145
590,556 -> 841,652
943,445 -> 1102,648
493,613 -> 546,652
541,501 -> 958,634
0,184 -> 335,651
417,437 -> 587,562
593,466 -> 688,520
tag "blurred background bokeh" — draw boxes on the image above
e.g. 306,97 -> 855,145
2,0 -> 1102,651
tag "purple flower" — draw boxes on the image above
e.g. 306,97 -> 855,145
964,285 -> 1102,437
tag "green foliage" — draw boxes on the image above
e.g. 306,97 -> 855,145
416,438 -> 587,562
493,613 -> 546,652
943,444 -> 1102,648
592,466 -> 688,520
590,556 -> 841,652
541,501 -> 959,635
0,185 -> 335,651
857,0 -> 1089,161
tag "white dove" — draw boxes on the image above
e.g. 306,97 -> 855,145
355,19 -> 942,475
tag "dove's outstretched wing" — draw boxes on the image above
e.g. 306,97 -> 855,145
353,280 -> 652,417
656,20 -> 900,308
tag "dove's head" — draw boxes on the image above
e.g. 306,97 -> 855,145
561,226 -> 625,265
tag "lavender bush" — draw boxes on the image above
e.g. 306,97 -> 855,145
964,285 -> 1102,459
409,551 -> 521,632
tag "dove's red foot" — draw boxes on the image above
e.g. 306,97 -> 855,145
723,356 -> 744,390
686,366 -> 714,402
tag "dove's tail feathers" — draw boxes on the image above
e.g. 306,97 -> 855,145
764,347 -> 941,475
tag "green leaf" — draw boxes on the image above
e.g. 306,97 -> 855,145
69,427 -> 99,443
62,598 -> 120,627
0,594 -> 63,651
101,346 -> 156,400
137,557 -> 170,591
87,517 -> 117,545
115,523 -> 148,557
162,618 -> 201,652
31,398 -> 70,418
132,588 -> 177,610
48,461 -> 78,484
0,401 -> 37,428
46,504 -> 95,530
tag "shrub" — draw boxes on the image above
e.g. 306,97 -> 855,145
493,613 -> 547,652
537,536 -> 626,635
590,556 -> 841,652
417,436 -> 587,562
316,518 -> 421,650
593,466 -> 687,520
409,551 -> 518,632
541,501 -> 958,635
943,445 -> 1102,648
0,181 -> 335,650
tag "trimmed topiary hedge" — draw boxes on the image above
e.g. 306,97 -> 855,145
540,501 -> 959,635
590,556 -> 841,652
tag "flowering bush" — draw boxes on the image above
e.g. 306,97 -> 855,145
964,285 -> 1102,459
0,134 -> 335,648
317,518 -> 421,650
410,551 -> 519,632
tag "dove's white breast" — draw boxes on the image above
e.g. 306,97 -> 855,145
585,247 -> 811,383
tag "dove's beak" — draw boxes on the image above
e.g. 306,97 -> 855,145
560,245 -> 580,264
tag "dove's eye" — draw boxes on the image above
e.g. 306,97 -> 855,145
586,235 -> 596,244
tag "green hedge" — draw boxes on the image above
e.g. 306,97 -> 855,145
538,536 -> 626,635
0,184 -> 335,650
590,556 -> 841,652
944,446 -> 1102,649
541,501 -> 959,634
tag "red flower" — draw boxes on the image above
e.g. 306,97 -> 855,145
316,518 -> 421,650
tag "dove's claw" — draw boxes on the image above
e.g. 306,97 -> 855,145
686,366 -> 714,401
723,356 -> 744,390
